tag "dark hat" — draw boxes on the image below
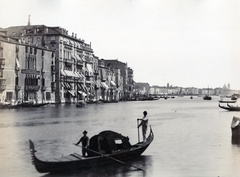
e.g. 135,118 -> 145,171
83,130 -> 88,134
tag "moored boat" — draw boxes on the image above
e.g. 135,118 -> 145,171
76,100 -> 86,107
218,100 -> 237,103
1,102 -> 49,109
218,103 -> 240,111
29,127 -> 154,173
203,95 -> 212,100
231,116 -> 240,136
203,86 -> 212,100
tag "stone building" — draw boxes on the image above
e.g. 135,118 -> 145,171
5,25 -> 94,104
4,23 -> 135,104
104,59 -> 131,100
0,30 -> 55,104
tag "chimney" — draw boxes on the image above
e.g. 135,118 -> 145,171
75,33 -> 77,38
27,15 -> 31,26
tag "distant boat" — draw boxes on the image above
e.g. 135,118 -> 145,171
1,102 -> 49,109
76,100 -> 86,107
218,100 -> 236,103
203,95 -> 212,100
203,86 -> 212,100
218,103 -> 240,111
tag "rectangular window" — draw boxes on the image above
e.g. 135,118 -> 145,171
15,77 -> 19,85
34,48 -> 37,55
42,78 -> 45,87
6,92 -> 13,102
46,92 -> 51,100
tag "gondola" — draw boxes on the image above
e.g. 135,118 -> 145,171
218,103 -> 240,111
203,95 -> 212,100
231,116 -> 240,136
76,100 -> 86,107
1,102 -> 49,109
29,127 -> 154,173
218,100 -> 237,103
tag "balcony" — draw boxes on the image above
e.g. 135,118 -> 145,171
51,65 -> 55,74
41,86 -> 46,91
15,85 -> 21,91
0,59 -> 5,69
63,58 -> 74,64
51,82 -> 56,91
77,60 -> 84,65
25,85 -> 40,91
94,70 -> 99,75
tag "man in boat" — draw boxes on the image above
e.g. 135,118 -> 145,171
75,130 -> 89,157
138,111 -> 148,142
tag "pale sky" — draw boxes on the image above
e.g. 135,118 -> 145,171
1,0 -> 240,89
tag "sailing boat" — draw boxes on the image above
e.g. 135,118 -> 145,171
203,86 -> 212,100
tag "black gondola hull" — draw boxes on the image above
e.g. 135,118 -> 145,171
30,128 -> 154,173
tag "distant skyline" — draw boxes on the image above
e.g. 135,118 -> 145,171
1,0 -> 240,89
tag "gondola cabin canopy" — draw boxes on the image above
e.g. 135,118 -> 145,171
88,130 -> 131,156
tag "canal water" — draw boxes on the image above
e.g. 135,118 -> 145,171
0,96 -> 240,177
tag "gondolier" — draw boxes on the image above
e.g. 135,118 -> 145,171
138,111 -> 148,142
75,130 -> 89,157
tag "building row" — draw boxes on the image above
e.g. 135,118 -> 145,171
134,83 -> 239,97
0,24 -> 134,104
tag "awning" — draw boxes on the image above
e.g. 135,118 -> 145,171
67,90 -> 75,96
79,55 -> 85,61
64,70 -> 76,77
79,84 -> 88,93
101,82 -> 109,89
71,53 -> 77,60
73,71 -> 80,78
75,54 -> 82,61
78,90 -> 87,96
61,69 -> 66,76
110,81 -> 116,86
16,59 -> 20,70
86,64 -> 93,76
80,73 -> 85,79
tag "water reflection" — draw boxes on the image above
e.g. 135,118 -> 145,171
40,156 -> 153,177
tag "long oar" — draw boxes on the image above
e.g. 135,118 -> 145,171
74,144 -> 144,171
137,119 -> 141,143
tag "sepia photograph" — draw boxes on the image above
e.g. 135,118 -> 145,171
0,0 -> 240,176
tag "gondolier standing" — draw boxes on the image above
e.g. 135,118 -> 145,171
75,130 -> 89,157
138,111 -> 148,142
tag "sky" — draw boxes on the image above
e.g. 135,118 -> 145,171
1,0 -> 240,89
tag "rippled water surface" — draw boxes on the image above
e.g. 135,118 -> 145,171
0,96 -> 240,177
